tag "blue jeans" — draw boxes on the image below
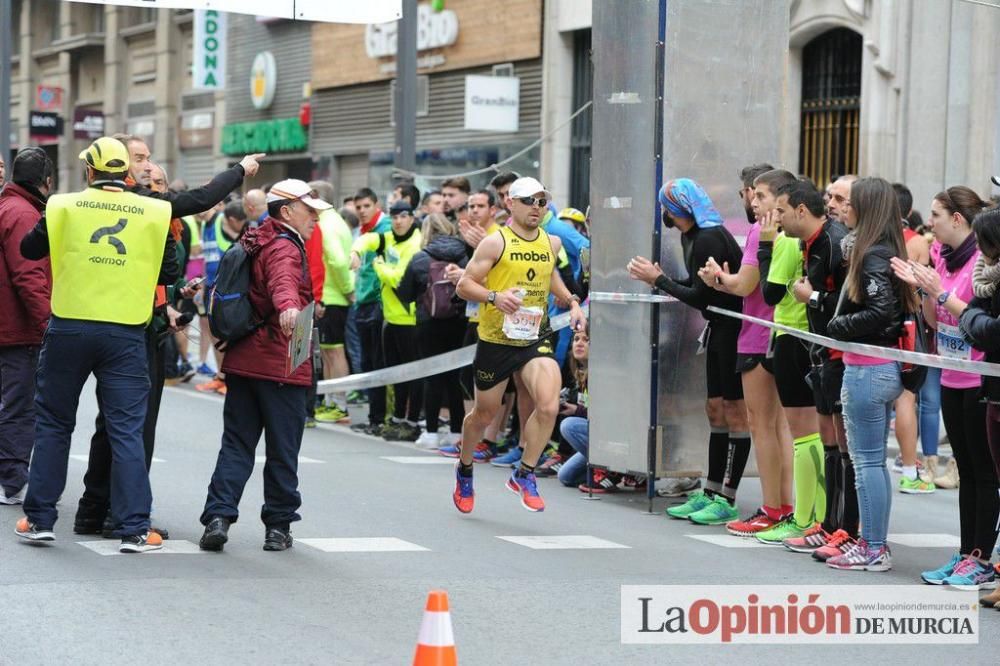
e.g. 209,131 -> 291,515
558,417 -> 589,487
919,366 -> 941,457
345,304 -> 363,376
24,317 -> 151,535
841,362 -> 903,549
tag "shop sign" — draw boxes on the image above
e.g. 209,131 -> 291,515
365,3 -> 458,58
250,52 -> 278,110
30,111 -> 64,137
221,117 -> 307,155
36,86 -> 63,111
193,10 -> 227,90
73,108 -> 105,139
464,75 -> 519,132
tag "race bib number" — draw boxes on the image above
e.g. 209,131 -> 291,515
503,306 -> 544,341
465,300 -> 480,319
936,323 -> 970,360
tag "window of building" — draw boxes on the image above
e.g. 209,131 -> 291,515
92,5 -> 105,33
11,0 -> 21,53
569,29 -> 593,212
799,27 -> 862,187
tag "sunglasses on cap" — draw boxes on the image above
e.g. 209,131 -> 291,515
516,196 -> 548,208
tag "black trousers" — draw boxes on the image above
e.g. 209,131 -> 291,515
356,302 -> 387,425
0,345 -> 39,496
383,322 -> 423,422
417,318 -> 466,433
201,373 -> 307,528
75,326 -> 163,526
941,386 -> 999,556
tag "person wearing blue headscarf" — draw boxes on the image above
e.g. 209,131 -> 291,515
658,178 -> 724,229
628,177 -> 752,523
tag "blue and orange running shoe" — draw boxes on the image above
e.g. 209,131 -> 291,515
506,470 -> 545,512
453,464 -> 474,514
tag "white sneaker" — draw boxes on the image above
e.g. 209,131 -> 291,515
0,486 -> 26,505
415,431 -> 441,450
656,477 -> 701,498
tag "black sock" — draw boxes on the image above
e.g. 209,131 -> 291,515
841,452 -> 860,538
707,430 -> 729,490
517,461 -> 535,477
821,447 -> 840,533
724,433 -> 751,496
458,462 -> 473,478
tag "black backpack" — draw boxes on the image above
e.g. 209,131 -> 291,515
421,258 -> 464,320
209,233 -> 304,346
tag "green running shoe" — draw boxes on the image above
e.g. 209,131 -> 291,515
756,518 -> 808,545
665,490 -> 711,519
688,495 -> 739,525
899,475 -> 936,494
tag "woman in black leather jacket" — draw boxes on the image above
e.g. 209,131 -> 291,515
825,177 -> 917,573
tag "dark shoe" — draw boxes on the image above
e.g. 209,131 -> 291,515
199,516 -> 231,551
101,515 -> 118,539
73,515 -> 104,536
263,526 -> 293,551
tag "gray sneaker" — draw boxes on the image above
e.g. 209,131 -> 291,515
656,477 -> 701,498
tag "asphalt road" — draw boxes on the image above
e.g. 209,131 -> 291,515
0,379 -> 997,665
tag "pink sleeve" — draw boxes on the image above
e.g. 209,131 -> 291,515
741,223 -> 761,267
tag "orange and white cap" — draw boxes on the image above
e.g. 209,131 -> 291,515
412,590 -> 457,666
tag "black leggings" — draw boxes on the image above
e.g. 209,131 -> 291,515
940,386 -> 999,556
383,323 -> 423,422
417,318 -> 466,433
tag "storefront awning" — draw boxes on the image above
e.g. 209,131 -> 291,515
66,0 -> 401,24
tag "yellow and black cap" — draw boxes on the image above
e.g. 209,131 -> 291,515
78,136 -> 130,172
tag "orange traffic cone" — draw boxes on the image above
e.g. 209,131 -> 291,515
412,590 -> 457,666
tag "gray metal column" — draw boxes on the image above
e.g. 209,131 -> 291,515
393,0 -> 417,173
589,0 -> 789,485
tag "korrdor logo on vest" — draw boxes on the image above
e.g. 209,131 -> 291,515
620,585 -> 979,645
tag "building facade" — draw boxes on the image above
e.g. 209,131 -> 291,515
7,0 -> 227,191
308,0 -> 544,202
542,0 -> 1000,214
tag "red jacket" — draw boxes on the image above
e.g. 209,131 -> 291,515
306,222 -> 324,302
0,183 -> 51,346
222,218 -> 313,386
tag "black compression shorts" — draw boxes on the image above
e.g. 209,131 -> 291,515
705,322 -> 743,401
473,337 -> 556,392
773,334 -> 815,408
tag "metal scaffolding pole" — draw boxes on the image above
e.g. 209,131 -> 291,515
393,0 -> 417,174
0,0 -> 12,174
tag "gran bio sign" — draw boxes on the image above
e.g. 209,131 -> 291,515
193,10 -> 227,90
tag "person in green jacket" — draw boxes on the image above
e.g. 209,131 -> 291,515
350,199 -> 424,441
309,181 -> 355,424
348,188 -> 392,435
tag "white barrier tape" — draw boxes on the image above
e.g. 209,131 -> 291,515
316,306 -> 588,394
589,291 -> 677,304
706,306 -> 1000,378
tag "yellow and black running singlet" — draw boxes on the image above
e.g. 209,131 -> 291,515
478,226 -> 556,347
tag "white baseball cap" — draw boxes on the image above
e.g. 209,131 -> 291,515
508,176 -> 551,199
266,179 -> 332,211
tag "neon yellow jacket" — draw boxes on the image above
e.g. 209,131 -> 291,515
318,208 -> 355,306
351,227 -> 423,325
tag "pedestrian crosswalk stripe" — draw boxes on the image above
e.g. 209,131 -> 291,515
496,535 -> 630,550
299,537 -> 429,552
380,456 -> 456,465
254,455 -> 325,464
887,533 -> 961,548
70,454 -> 165,463
685,534 -> 771,548
77,539 -> 201,555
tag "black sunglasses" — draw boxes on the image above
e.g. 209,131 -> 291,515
516,196 -> 548,208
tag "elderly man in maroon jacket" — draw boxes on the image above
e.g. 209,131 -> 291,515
0,148 -> 54,505
199,179 -> 326,552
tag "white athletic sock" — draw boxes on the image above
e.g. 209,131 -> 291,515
902,465 -> 917,480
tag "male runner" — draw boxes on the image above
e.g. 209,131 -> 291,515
453,177 -> 585,513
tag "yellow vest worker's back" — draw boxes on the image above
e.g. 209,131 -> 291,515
478,226 -> 556,346
46,187 -> 172,325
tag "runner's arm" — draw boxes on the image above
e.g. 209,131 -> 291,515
456,233 -> 504,303
654,231 -> 726,309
